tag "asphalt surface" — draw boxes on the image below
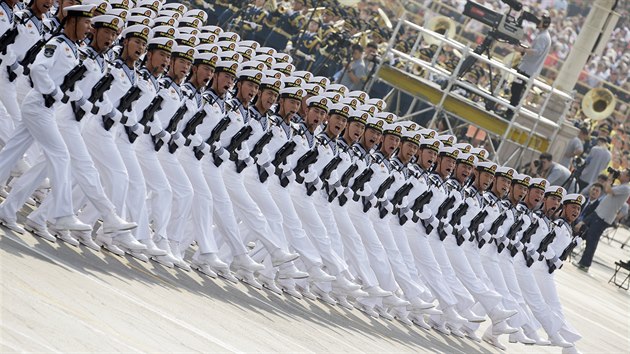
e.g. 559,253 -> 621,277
1,222 -> 629,353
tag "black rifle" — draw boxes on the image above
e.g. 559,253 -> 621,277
450,203 -> 470,245
155,104 -> 188,152
308,156 -> 341,196
20,22 -> 64,75
478,212 -> 508,248
0,26 -> 18,56
380,182 -> 413,218
43,63 -> 87,108
128,95 -> 163,143
329,163 -> 357,203
104,86 -> 141,131
219,125 -> 253,167
364,175 -> 394,213
169,108 -> 206,153
405,190 -> 433,225
238,130 -> 272,173
536,229 -> 556,262
194,116 -> 230,160
75,73 -> 114,121
468,210 -> 488,241
290,149 -> 319,186
342,168 -> 373,206
436,195 -> 456,220
265,140 -> 297,184
502,217 -> 525,253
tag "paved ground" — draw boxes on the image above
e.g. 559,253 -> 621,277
1,220 -> 629,353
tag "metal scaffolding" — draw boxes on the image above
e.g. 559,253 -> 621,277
365,14 -> 575,168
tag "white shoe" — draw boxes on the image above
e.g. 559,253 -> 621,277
113,231 -> 147,252
308,266 -> 336,282
461,308 -> 486,323
152,238 -> 177,268
482,332 -> 507,350
382,295 -> 410,308
139,238 -> 167,256
0,213 -> 25,234
281,283 -> 303,299
492,320 -> 518,335
54,230 -> 80,247
191,261 -> 218,278
32,188 -> 48,205
363,285 -> 391,298
375,306 -> 394,321
102,212 -> 137,233
270,249 -> 299,267
428,318 -> 450,335
446,323 -> 465,338
231,254 -> 265,273
488,307 -> 517,324
73,231 -> 100,251
357,303 -> 379,318
346,288 -> 369,298
277,263 -> 309,279
391,308 -> 413,326
295,284 -> 316,300
95,233 -> 126,257
509,328 -> 536,345
129,251 -> 149,262
235,269 -> 262,290
195,253 -> 230,274
173,255 -> 191,272
409,296 -> 435,311
549,332 -> 573,348
312,286 -> 336,306
259,275 -> 283,295
10,158 -> 30,177
409,313 -> 431,330
443,306 -> 468,324
25,219 -> 56,243
523,328 -> 550,346
332,276 -> 361,294
52,215 -> 92,232
332,294 -> 354,310
461,326 -> 482,342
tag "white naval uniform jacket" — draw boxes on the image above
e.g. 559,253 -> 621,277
29,34 -> 80,97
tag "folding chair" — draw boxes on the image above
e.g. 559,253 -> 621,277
608,261 -> 630,291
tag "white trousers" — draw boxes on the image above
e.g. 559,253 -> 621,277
331,200 -> 380,287
178,149 -> 217,254
202,160 -> 247,257
403,221 -> 461,307
514,256 -> 563,335
347,200 -> 399,292
134,135 -> 172,240
373,213 -> 426,299
28,115 -> 117,225
79,117 -> 129,225
0,93 -> 73,220
157,148 -> 193,247
532,262 -> 582,343
289,183 -> 347,276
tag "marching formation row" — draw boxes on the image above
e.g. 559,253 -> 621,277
0,0 -> 583,353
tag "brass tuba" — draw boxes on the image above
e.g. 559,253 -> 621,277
423,15 -> 456,46
581,88 -> 616,121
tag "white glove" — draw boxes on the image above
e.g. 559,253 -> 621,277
281,169 -> 296,184
480,229 -> 492,243
65,87 -> 83,102
197,142 -> 211,155
493,228 -> 505,240
416,208 -> 431,220
211,141 -> 223,153
356,186 -> 371,197
170,132 -> 186,147
303,168 -> 319,184
105,108 -> 123,123
400,207 -> 414,221
158,131 -> 171,145
236,147 -> 253,167
76,97 -> 93,113
399,195 -> 409,208
93,99 -> 112,116
305,54 -> 315,61
381,200 -> 394,214
256,150 -> 271,166
515,241 -> 524,251
544,248 -> 556,260
122,112 -> 138,127
279,161 -> 292,175
327,171 -> 340,186
461,229 -> 471,241
48,86 -> 65,103
188,133 -> 203,147
551,257 -> 562,269
442,222 -> 454,235
214,146 -> 230,162
148,120 -> 163,136
262,161 -> 275,177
